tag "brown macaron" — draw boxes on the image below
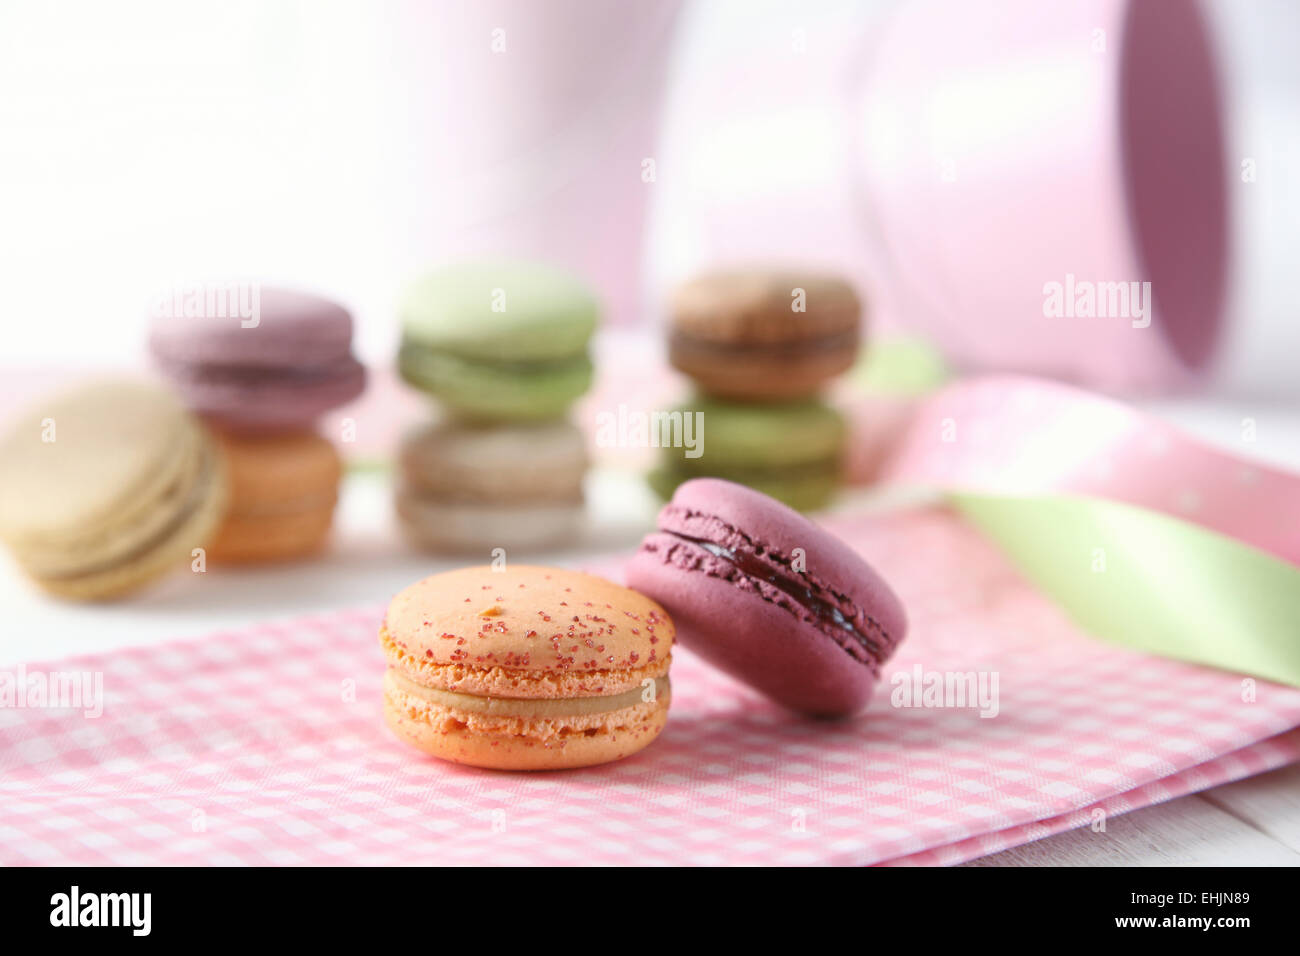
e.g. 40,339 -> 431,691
669,269 -> 862,400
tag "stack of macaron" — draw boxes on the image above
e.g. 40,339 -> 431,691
395,262 -> 598,554
653,269 -> 863,511
148,286 -> 365,563
0,381 -> 228,600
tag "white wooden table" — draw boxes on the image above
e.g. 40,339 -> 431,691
966,765 -> 1300,866
2,465 -> 1296,866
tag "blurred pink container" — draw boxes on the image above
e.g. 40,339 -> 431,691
852,0 -> 1229,394
386,0 -> 681,325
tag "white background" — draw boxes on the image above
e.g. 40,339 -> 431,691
2,0 -> 1297,390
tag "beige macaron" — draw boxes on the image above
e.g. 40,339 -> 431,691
0,381 -> 227,600
381,565 -> 673,770
396,417 -> 588,555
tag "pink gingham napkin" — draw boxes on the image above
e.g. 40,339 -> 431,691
2,507 -> 1297,866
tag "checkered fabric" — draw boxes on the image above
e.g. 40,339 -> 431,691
2,507 -> 1297,865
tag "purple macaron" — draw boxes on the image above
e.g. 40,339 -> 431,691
148,285 -> 365,430
626,478 -> 907,717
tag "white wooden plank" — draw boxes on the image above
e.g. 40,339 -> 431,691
963,793 -> 1300,866
1199,764 -> 1300,852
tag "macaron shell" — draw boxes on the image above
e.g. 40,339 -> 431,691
205,430 -> 341,563
0,381 -> 230,598
382,675 -> 670,771
206,507 -> 336,564
396,493 -> 583,555
398,345 -> 591,421
671,270 -> 862,344
165,356 -> 366,430
669,335 -> 858,400
678,397 -> 846,468
670,270 -> 861,399
648,464 -> 838,513
400,418 -> 587,504
660,479 -> 906,644
651,399 -> 845,511
400,262 -> 598,362
34,433 -> 228,601
11,416 -> 208,578
214,430 -> 342,511
383,565 -> 672,674
148,286 -> 356,368
0,381 -> 194,543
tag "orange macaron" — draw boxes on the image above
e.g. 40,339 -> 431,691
380,565 -> 674,771
206,430 -> 342,563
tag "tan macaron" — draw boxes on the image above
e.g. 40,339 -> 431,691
0,381 -> 226,600
381,565 -> 673,770
206,429 -> 342,563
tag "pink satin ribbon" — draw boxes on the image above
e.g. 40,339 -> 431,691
880,375 -> 1300,566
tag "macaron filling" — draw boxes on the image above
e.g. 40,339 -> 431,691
645,499 -> 898,672
665,531 -> 887,667
399,342 -> 590,374
670,459 -> 840,481
160,356 -> 361,383
670,329 -> 858,356
388,669 -> 669,719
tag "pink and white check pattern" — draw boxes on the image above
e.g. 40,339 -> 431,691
2,507 -> 1297,866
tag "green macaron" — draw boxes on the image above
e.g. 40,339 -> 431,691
398,262 -> 599,421
649,397 -> 846,512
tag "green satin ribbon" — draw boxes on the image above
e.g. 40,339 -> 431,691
847,338 -> 1300,684
952,493 -> 1300,688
